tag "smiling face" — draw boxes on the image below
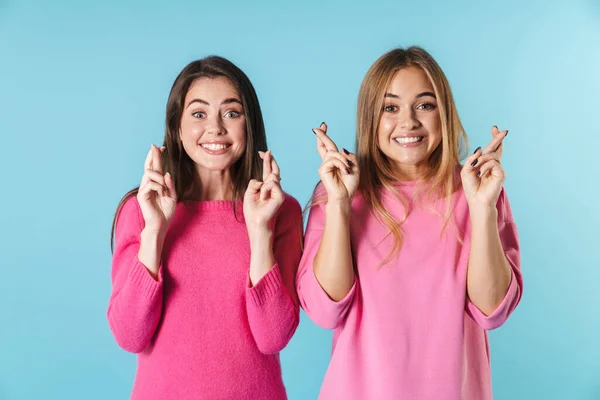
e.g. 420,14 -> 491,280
179,76 -> 246,173
377,66 -> 442,180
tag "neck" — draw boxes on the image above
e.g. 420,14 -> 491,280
187,166 -> 234,201
392,163 -> 428,181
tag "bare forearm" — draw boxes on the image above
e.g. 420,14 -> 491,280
248,227 -> 275,286
138,229 -> 165,280
467,206 -> 512,315
313,201 -> 354,301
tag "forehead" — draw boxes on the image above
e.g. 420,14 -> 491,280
185,76 -> 239,101
386,66 -> 434,97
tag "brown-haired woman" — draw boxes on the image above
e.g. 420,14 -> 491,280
297,47 -> 523,400
107,56 -> 302,399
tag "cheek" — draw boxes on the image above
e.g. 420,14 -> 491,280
228,120 -> 247,147
180,119 -> 203,143
421,114 -> 441,140
378,117 -> 396,145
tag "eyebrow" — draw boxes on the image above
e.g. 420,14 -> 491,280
384,91 -> 436,99
186,97 -> 243,109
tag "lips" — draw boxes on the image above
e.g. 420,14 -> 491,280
391,134 -> 428,149
393,136 -> 424,144
198,141 -> 233,155
199,142 -> 232,151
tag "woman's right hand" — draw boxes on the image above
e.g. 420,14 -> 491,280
137,144 -> 177,234
313,122 -> 359,204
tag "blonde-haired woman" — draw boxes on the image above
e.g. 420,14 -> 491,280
297,47 -> 523,400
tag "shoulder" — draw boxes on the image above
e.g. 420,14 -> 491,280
278,192 -> 303,218
271,192 -> 304,236
115,192 -> 143,228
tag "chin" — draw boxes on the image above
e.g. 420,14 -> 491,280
197,162 -> 235,172
387,151 -> 427,165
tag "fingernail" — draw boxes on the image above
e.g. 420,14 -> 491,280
476,171 -> 481,178
312,128 -> 317,135
346,160 -> 353,167
342,148 -> 350,155
321,122 -> 325,126
346,168 -> 351,174
471,159 -> 478,167
473,147 -> 481,154
493,125 -> 498,129
505,130 -> 509,137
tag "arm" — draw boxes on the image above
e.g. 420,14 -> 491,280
107,197 -> 164,353
296,184 -> 357,330
245,194 -> 303,354
466,188 -> 523,330
313,199 -> 355,301
462,128 -> 523,330
467,204 -> 512,314
296,123 -> 360,329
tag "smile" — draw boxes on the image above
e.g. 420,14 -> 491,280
394,136 -> 424,144
200,143 -> 231,151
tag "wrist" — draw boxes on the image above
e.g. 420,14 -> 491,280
138,229 -> 165,280
325,199 -> 351,216
248,225 -> 273,246
469,204 -> 498,227
141,228 -> 167,243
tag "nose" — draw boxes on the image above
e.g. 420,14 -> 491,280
398,106 -> 420,131
205,113 -> 225,136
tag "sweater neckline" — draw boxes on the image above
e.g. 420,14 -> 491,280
179,199 -> 242,211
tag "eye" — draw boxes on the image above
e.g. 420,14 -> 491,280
416,102 -> 436,111
192,111 -> 206,118
383,104 -> 398,112
224,110 -> 241,118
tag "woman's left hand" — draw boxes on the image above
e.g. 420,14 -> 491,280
461,126 -> 509,209
243,150 -> 285,234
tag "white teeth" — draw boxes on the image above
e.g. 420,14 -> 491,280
201,143 -> 229,151
395,137 -> 423,144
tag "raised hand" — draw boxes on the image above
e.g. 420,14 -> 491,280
461,126 -> 508,209
312,122 -> 359,204
137,144 -> 177,234
243,149 -> 285,232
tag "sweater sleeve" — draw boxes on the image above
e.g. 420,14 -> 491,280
245,193 -> 302,354
107,196 -> 164,353
466,188 -> 523,330
296,184 -> 357,330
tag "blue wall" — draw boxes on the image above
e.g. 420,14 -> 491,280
0,0 -> 598,398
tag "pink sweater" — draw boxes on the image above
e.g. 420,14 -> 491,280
297,181 -> 523,400
108,194 -> 302,400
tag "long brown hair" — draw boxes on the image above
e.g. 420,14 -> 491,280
110,56 -> 267,250
346,46 -> 468,265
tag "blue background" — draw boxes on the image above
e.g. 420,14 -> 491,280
1,0 -> 599,399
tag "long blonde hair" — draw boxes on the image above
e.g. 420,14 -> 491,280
356,46 -> 469,264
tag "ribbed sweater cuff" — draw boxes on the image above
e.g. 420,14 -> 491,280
247,263 -> 283,306
129,259 -> 163,298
